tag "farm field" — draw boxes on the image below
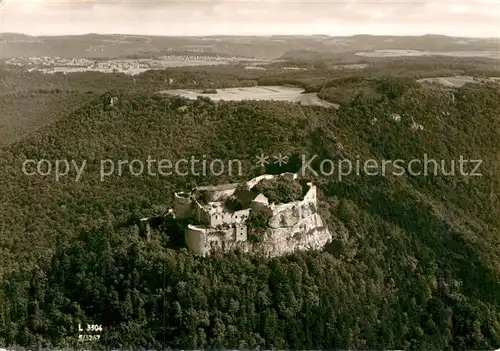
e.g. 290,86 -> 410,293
417,76 -> 500,87
158,86 -> 339,108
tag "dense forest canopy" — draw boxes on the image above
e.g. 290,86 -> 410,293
0,58 -> 500,349
251,178 -> 305,204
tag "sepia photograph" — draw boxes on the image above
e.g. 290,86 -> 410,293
1,0 -> 500,349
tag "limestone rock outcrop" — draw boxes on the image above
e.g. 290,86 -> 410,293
268,202 -> 316,229
257,212 -> 332,257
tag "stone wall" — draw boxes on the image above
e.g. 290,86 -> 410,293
186,224 -> 208,255
210,188 -> 237,201
246,174 -> 275,189
195,184 -> 238,202
209,208 -> 250,227
193,200 -> 211,224
267,184 -> 317,228
174,192 -> 192,218
268,201 -> 316,228
245,172 -> 297,189
186,223 -> 248,255
188,212 -> 332,258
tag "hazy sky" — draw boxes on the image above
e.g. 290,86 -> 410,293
0,0 -> 499,37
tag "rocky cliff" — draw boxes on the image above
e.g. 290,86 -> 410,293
257,212 -> 332,257
210,204 -> 332,258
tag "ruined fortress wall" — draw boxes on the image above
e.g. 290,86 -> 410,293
302,184 -> 317,203
210,213 -> 223,227
246,174 -> 275,189
211,209 -> 250,227
235,224 -> 248,241
268,186 -> 317,228
201,208 -> 211,224
204,229 -> 232,253
250,182 -> 317,221
202,225 -> 248,253
174,192 -> 192,218
194,201 -> 211,224
186,223 -> 249,256
206,235 -> 223,251
246,172 -> 297,190
211,188 -> 237,201
270,185 -> 316,216
194,202 -> 201,222
183,177 -> 324,257
186,224 -> 208,256
271,201 -> 300,214
186,225 -> 240,255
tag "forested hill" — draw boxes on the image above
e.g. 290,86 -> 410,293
0,77 -> 500,349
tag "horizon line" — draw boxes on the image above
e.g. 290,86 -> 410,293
1,32 -> 499,39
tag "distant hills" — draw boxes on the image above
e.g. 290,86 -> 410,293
0,33 -> 498,60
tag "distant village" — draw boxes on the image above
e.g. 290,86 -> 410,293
5,55 -> 271,75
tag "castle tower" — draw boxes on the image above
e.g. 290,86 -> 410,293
186,224 -> 209,256
174,192 -> 192,219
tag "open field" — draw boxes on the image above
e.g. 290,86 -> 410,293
417,76 -> 500,88
158,86 -> 339,108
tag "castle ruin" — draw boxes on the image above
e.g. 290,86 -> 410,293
171,172 -> 332,257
